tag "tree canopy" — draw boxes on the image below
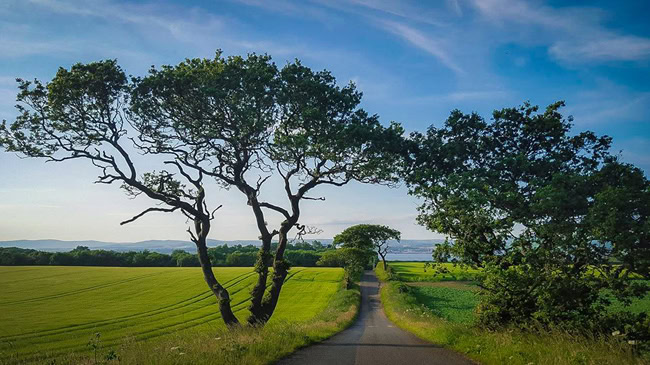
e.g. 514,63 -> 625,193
1,52 -> 405,327
333,224 -> 401,270
129,52 -> 404,324
404,102 -> 650,343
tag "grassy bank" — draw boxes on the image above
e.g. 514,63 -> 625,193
0,266 -> 360,364
376,264 -> 649,365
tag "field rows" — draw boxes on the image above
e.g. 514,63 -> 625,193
0,266 -> 343,361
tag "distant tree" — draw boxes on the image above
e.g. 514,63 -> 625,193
0,60 -> 239,326
403,102 -> 650,343
130,52 -> 404,325
316,249 -> 346,267
285,250 -> 321,267
333,224 -> 401,270
225,251 -> 257,267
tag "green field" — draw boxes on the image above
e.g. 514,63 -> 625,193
0,266 -> 343,362
408,284 -> 479,324
389,262 -> 482,282
389,262 -> 650,315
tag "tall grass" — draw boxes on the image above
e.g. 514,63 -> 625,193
376,264 -> 649,365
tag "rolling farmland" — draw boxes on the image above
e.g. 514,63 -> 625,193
0,266 -> 343,362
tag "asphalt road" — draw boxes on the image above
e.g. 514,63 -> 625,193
278,271 -> 474,365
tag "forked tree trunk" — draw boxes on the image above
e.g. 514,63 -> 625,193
260,228 -> 291,321
379,251 -> 387,270
247,236 -> 273,325
194,220 -> 240,327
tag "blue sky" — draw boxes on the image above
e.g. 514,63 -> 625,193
1,0 -> 649,242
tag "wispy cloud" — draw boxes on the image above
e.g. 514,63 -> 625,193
342,0 -> 447,26
468,0 -> 650,63
565,79 -> 650,126
550,36 -> 650,62
27,0 -> 226,41
378,20 -> 464,75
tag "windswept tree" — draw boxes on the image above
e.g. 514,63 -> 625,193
333,224 -> 401,270
403,102 -> 650,343
0,61 -> 242,325
125,52 -> 405,325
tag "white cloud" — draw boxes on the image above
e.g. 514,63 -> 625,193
550,36 -> 650,62
378,20 -> 464,75
27,0 -> 226,40
565,79 -> 650,126
343,0 -> 446,26
468,0 -> 650,63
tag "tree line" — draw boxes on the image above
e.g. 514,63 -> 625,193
0,241 -> 338,268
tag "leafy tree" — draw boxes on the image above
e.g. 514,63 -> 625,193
225,251 -> 257,267
404,102 -> 650,342
316,249 -> 346,267
333,224 -> 401,270
0,60 -> 239,326
0,52 -> 399,327
129,52 -> 404,325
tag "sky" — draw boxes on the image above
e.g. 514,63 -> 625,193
1,0 -> 649,242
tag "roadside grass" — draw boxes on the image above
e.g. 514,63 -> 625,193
0,266 -> 357,364
377,264 -> 650,365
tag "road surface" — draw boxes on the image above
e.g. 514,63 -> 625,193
278,271 -> 474,365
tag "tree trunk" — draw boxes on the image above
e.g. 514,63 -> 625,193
259,227 -> 291,322
380,252 -> 387,271
194,220 -> 240,327
247,236 -> 273,325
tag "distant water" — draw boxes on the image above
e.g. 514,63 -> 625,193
385,253 -> 432,261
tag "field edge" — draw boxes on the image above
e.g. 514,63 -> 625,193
375,264 -> 649,365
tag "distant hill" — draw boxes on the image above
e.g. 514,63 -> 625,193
0,238 -> 441,254
0,239 -> 254,253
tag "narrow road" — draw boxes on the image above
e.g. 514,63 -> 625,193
278,271 -> 474,365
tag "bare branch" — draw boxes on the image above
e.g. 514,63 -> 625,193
259,202 -> 291,219
302,196 -> 325,201
120,206 -> 179,225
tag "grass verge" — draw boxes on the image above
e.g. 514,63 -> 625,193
376,264 -> 649,365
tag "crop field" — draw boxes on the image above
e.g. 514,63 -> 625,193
389,262 -> 482,282
408,284 -> 479,324
0,266 -> 343,362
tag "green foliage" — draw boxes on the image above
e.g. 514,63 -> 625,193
316,247 -> 372,288
378,278 -> 648,365
404,101 -> 650,341
333,224 -> 401,249
333,224 -> 401,269
0,266 -> 345,362
0,52 -> 404,326
0,244 -> 337,268
316,250 -> 346,267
